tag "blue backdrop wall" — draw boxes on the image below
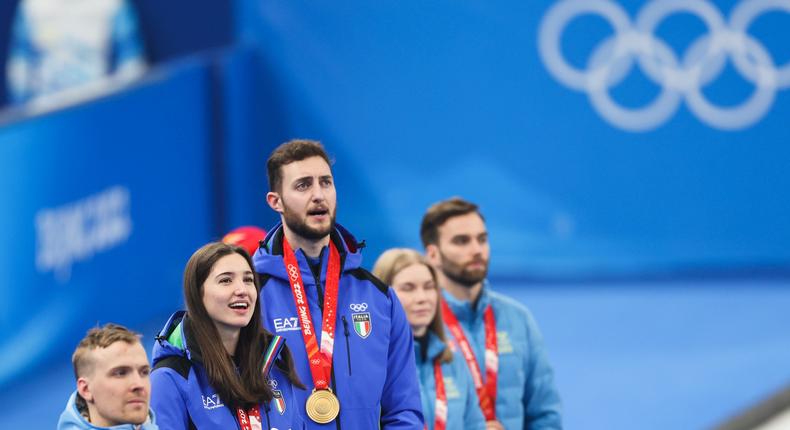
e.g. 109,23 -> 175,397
0,59 -> 218,388
235,0 -> 790,279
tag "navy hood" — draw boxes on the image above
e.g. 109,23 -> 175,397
150,311 -> 199,368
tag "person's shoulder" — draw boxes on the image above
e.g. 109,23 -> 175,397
488,289 -> 546,332
344,267 -> 389,297
487,289 -> 545,341
152,354 -> 193,381
488,289 -> 534,318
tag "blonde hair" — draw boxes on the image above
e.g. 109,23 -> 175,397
372,248 -> 452,363
72,323 -> 141,379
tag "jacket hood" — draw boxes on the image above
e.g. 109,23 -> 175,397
253,222 -> 364,283
57,391 -> 157,430
151,311 -> 200,367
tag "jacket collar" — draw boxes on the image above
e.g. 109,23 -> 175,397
60,391 -> 156,430
414,331 -> 448,364
441,280 -> 492,323
253,222 -> 364,282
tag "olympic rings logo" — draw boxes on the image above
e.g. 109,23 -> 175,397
349,303 -> 368,312
538,0 -> 790,131
287,264 -> 300,281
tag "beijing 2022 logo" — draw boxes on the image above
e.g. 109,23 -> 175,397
538,0 -> 790,132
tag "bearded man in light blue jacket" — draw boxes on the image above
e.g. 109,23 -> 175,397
421,198 -> 562,430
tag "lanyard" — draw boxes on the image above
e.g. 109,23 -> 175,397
432,359 -> 448,430
236,405 -> 263,430
440,300 -> 498,421
282,236 -> 341,390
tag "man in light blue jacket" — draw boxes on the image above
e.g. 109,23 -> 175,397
421,197 -> 562,430
58,324 -> 158,430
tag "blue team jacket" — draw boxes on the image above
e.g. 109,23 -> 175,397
415,333 -> 485,430
253,223 -> 423,429
442,284 -> 563,429
150,311 -> 305,430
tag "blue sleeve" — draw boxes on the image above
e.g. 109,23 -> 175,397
458,360 -> 486,429
150,368 -> 190,430
522,312 -> 562,430
379,290 -> 424,429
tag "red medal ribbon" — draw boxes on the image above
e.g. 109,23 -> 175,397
236,405 -> 263,430
432,359 -> 447,430
440,300 -> 498,421
282,236 -> 341,390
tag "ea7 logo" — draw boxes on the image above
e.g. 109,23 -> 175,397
273,317 -> 300,332
202,394 -> 224,410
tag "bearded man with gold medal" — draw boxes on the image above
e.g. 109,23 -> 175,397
253,139 -> 424,429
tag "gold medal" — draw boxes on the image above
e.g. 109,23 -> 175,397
305,388 -> 340,423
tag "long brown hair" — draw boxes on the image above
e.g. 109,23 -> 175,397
183,242 -> 303,408
372,248 -> 453,363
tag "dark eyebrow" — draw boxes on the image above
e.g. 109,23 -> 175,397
215,270 -> 253,279
293,176 -> 314,184
319,175 -> 333,180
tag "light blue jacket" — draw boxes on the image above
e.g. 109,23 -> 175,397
442,283 -> 562,429
58,391 -> 158,430
415,332 -> 485,430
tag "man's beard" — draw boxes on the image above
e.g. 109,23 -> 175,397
437,250 -> 488,288
282,205 -> 336,241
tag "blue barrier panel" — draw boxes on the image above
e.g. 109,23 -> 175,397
236,0 -> 790,278
213,46 -> 282,232
0,59 -> 216,388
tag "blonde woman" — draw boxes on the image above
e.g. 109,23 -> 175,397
373,248 -> 485,430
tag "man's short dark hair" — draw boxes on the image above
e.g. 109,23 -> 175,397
266,139 -> 332,193
420,197 -> 484,247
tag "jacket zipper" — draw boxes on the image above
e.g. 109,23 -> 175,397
264,402 -> 272,430
341,316 -> 352,375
